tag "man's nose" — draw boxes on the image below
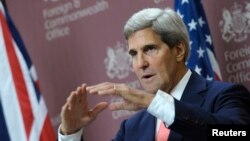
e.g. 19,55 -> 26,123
136,53 -> 149,70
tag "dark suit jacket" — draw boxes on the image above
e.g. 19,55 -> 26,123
112,71 -> 250,141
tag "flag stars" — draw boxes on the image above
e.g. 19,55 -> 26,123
177,9 -> 184,19
205,35 -> 212,45
195,65 -> 202,75
176,0 -> 221,81
197,47 -> 205,58
198,17 -> 205,27
182,0 -> 189,5
206,75 -> 213,81
188,19 -> 197,31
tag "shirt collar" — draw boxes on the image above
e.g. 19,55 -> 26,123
170,69 -> 192,100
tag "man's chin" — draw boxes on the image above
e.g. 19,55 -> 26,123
141,83 -> 158,94
144,87 -> 158,94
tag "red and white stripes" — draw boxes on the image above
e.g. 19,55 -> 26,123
0,2 -> 55,141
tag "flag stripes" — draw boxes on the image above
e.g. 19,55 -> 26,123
0,10 -> 34,139
0,2 -> 55,141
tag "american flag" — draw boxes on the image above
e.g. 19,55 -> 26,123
174,0 -> 222,80
0,2 -> 56,141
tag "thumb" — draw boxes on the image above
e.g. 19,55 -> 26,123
90,102 -> 108,118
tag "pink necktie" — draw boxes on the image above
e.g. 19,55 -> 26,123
156,121 -> 170,141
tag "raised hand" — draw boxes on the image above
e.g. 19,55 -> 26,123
87,82 -> 154,111
60,84 -> 108,135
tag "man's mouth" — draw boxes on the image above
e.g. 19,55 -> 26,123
142,74 -> 154,79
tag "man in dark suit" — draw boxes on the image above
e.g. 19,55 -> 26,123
58,8 -> 250,141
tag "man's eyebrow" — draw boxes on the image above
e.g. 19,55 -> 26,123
144,44 -> 157,48
128,44 -> 156,54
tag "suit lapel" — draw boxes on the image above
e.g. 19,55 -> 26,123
137,111 -> 156,141
180,71 -> 207,106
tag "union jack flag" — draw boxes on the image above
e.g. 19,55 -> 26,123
174,0 -> 222,80
0,2 -> 56,141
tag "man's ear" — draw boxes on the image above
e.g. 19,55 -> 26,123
175,42 -> 186,62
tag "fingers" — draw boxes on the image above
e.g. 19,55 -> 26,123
66,84 -> 87,110
109,102 -> 136,111
65,82 -> 148,113
109,102 -> 124,111
88,102 -> 108,120
76,84 -> 87,104
86,82 -> 145,111
61,83 -> 109,132
67,91 -> 77,110
87,82 -> 118,96
61,102 -> 70,117
91,102 -> 109,115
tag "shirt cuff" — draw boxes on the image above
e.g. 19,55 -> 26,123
58,125 -> 83,141
147,90 -> 175,127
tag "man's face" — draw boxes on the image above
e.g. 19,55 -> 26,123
128,28 -> 181,94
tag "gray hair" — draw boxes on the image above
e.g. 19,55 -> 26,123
124,8 -> 190,61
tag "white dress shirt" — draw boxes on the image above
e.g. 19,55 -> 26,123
58,70 -> 192,141
147,70 -> 191,134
